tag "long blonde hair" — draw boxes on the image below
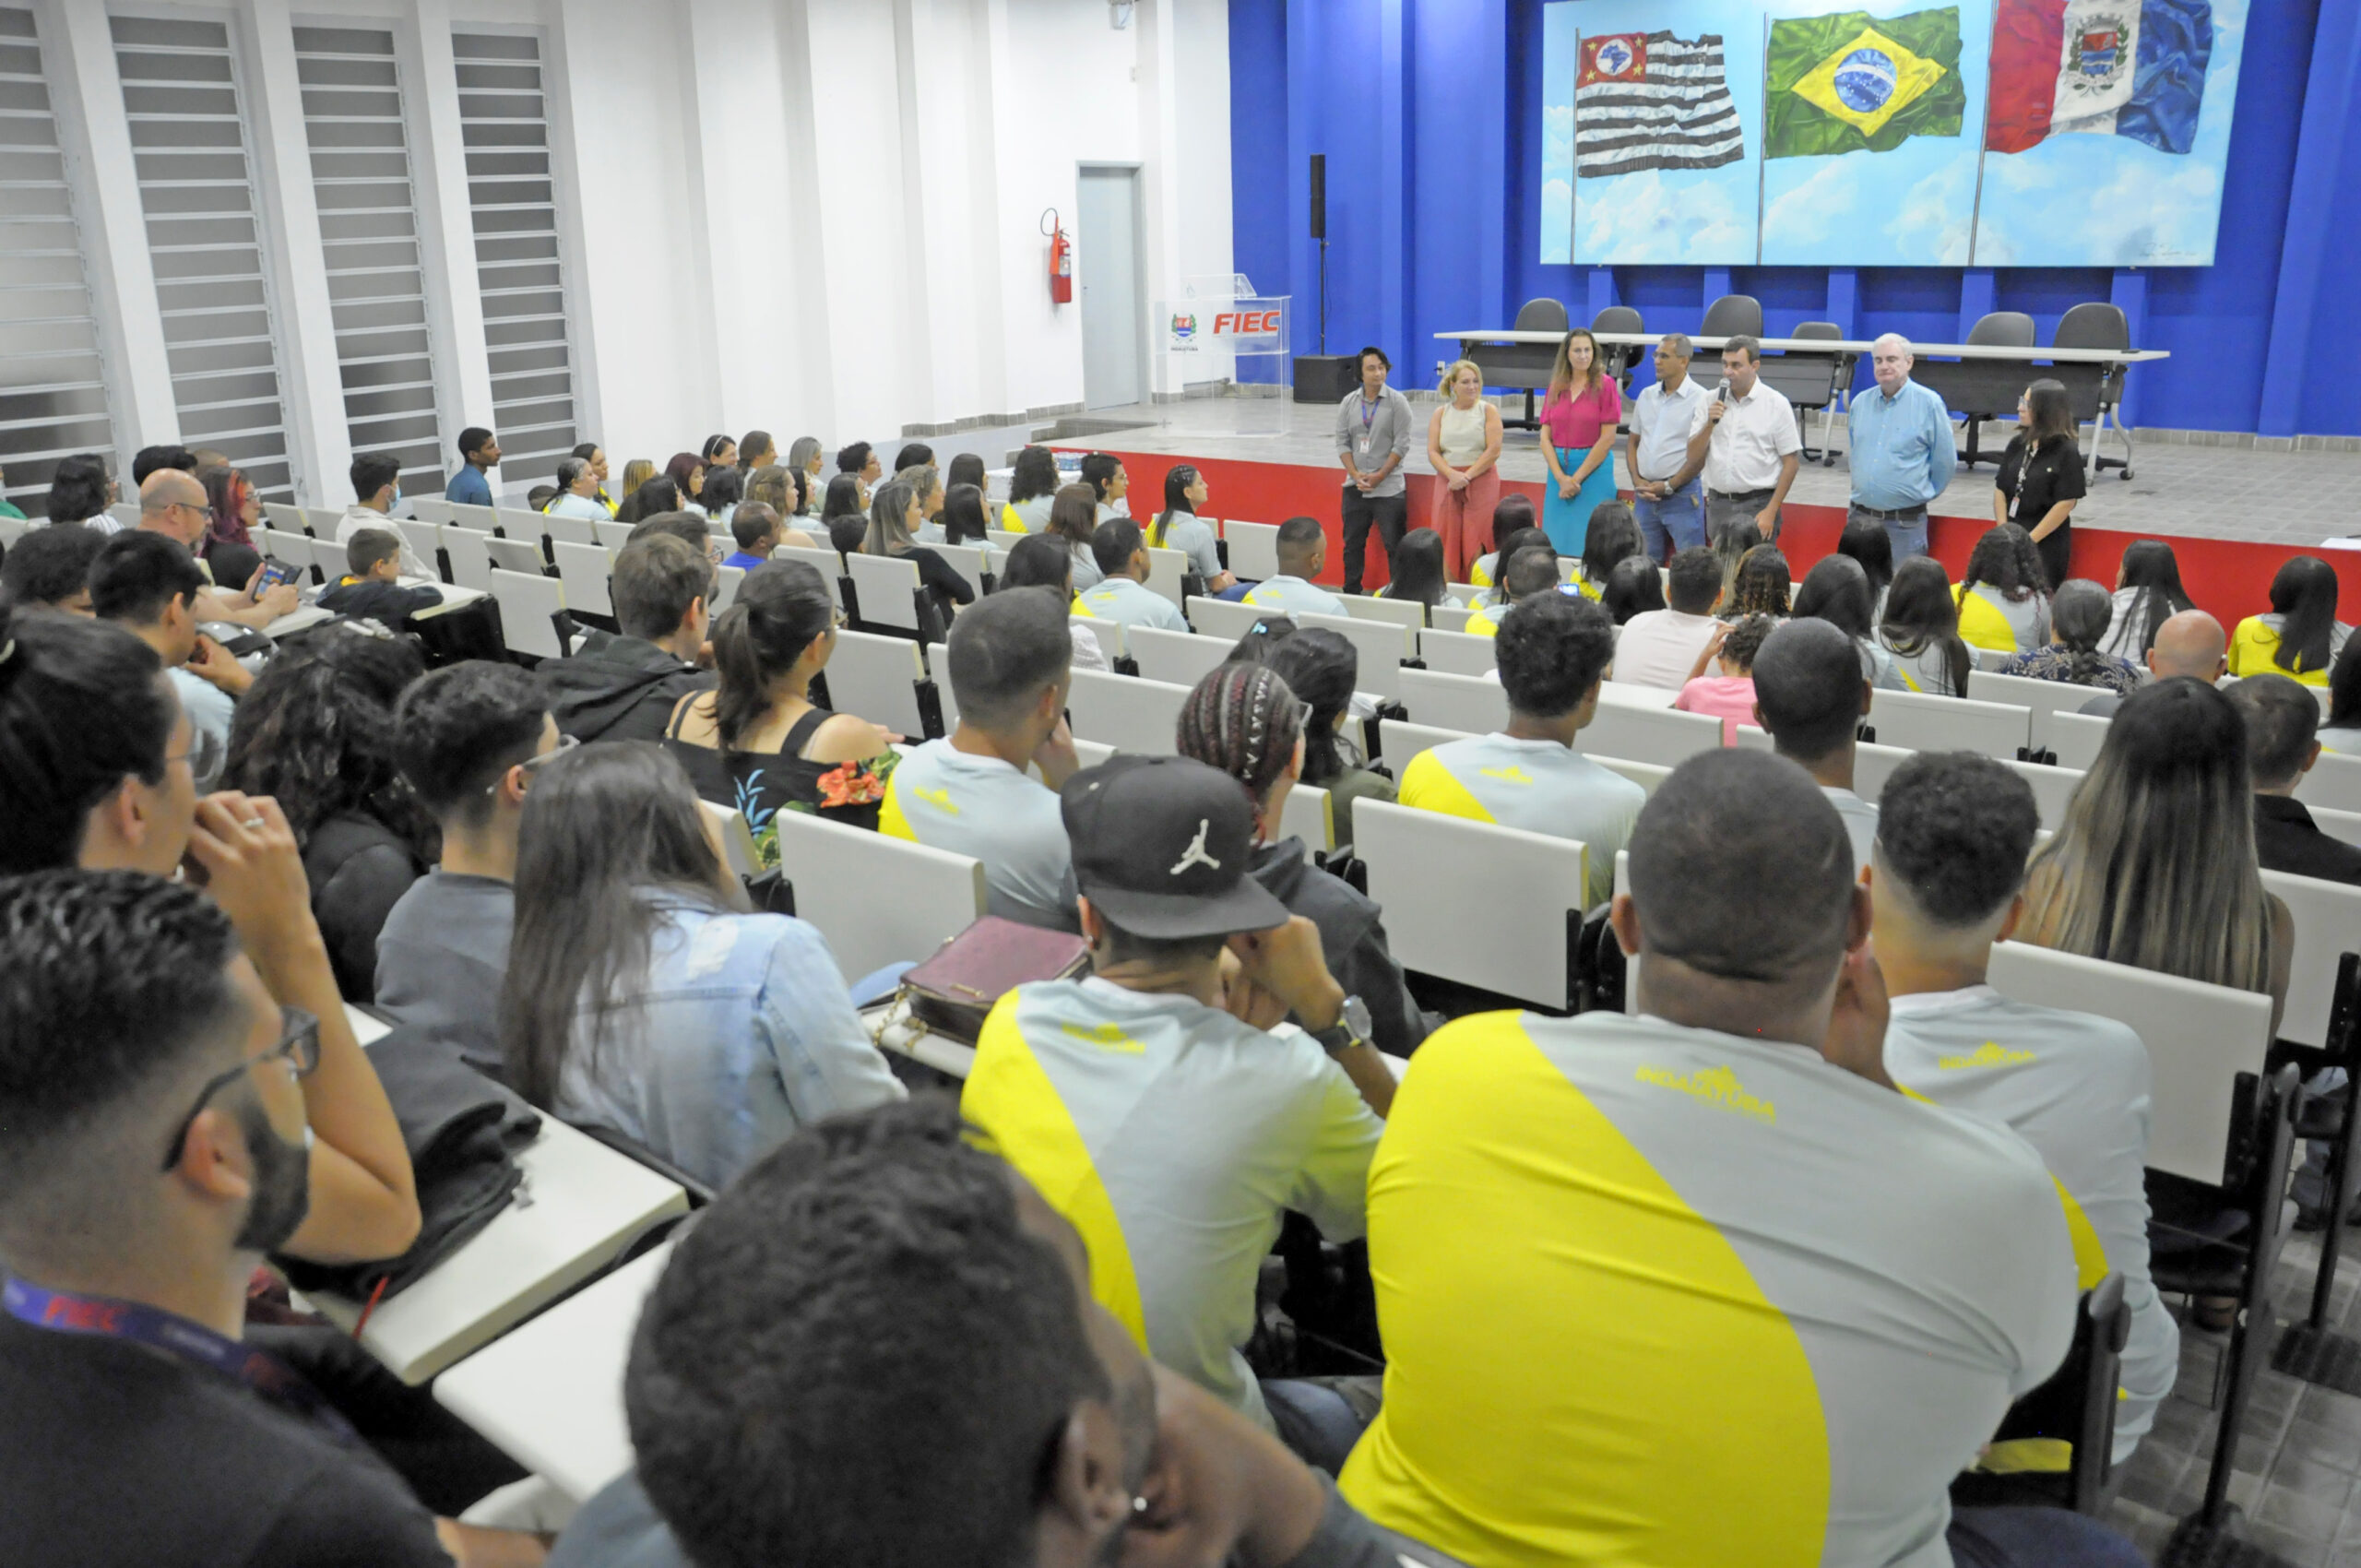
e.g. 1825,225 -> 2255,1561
2017,680 -> 2274,995
1548,328 -> 1605,402
620,457 -> 656,498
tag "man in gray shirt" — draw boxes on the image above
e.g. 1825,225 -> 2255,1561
377,661 -> 563,1074
1334,345 -> 1414,595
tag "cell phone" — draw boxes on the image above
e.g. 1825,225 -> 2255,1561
257,559 -> 300,591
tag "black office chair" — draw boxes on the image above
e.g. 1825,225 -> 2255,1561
1759,320 -> 1850,466
2151,1063 -> 2303,1562
2269,951 -> 2361,1388
1485,297 -> 1570,433
2054,302 -> 2134,480
1956,311 -> 2036,471
1591,305 -> 1643,394
1949,1275 -> 2130,1516
1699,293 -> 1762,341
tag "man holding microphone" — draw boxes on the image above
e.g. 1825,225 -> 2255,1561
1677,336 -> 1799,544
1625,333 -> 1710,559
1846,333 -> 1957,561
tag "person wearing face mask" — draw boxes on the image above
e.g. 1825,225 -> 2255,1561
337,453 -> 434,580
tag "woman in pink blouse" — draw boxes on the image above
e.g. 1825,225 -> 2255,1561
1538,327 -> 1622,555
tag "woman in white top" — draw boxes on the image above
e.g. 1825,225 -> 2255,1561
2099,540 -> 2194,661
1000,445 -> 1061,533
1146,464 -> 1234,592
1426,358 -> 1503,581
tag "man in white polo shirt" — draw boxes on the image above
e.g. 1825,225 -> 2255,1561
1875,751 -> 2172,1462
1073,518 -> 1187,632
1624,332 -> 1711,560
881,589 -> 1082,931
1399,591 -> 1641,909
1675,334 -> 1800,544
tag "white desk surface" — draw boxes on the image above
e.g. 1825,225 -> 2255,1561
344,1002 -> 393,1047
1596,680 -> 1679,711
1434,329 -> 2168,364
434,1241 -> 671,1503
306,1117 -> 688,1384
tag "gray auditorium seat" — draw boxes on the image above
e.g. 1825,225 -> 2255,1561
1699,294 -> 1762,340
1590,305 -> 1643,393
1754,320 -> 1851,466
1471,297 -> 1570,433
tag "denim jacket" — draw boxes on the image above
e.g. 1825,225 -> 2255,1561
552,893 -> 905,1189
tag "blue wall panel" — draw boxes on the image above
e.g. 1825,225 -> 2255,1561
1233,0 -> 2354,435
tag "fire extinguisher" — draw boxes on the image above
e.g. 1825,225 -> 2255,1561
1042,209 -> 1073,305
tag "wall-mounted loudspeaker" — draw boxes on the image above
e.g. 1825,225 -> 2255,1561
1309,154 -> 1326,240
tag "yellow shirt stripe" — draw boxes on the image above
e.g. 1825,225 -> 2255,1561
1397,750 -> 1497,824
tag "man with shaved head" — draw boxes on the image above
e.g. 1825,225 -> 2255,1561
136,469 -> 296,631
1846,332 -> 1957,563
1751,618 -> 1878,869
1338,748 -> 2133,1568
2079,608 -> 2227,717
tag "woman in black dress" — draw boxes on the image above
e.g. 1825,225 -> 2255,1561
1993,377 -> 2085,592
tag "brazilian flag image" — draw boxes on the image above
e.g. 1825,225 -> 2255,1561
1764,7 -> 1965,159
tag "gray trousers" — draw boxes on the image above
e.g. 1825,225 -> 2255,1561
1705,488 -> 1778,544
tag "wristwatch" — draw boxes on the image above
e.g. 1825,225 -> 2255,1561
1311,995 -> 1374,1058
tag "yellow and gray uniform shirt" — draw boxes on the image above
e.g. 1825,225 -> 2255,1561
1149,513 -> 1224,582
1340,1009 -> 2077,1568
879,740 -> 1078,930
1073,576 -> 1189,632
1884,985 -> 2173,1463
1397,733 -> 1643,909
961,978 -> 1384,1429
1242,575 -> 1347,619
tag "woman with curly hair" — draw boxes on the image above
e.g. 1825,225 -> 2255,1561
220,634 -> 437,1000
1956,522 -> 2051,656
1720,544 -> 1790,621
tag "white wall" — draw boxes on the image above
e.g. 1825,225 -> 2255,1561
19,0 -> 1232,506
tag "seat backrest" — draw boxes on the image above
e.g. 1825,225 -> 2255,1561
395,517 -> 442,566
769,810 -> 986,984
488,567 -> 570,659
1296,612 -> 1413,699
2047,708 -> 2112,772
594,520 -> 634,552
409,497 -> 454,524
710,564 -> 745,613
1431,600 -> 1477,634
1183,594 -> 1267,642
1223,520 -> 1281,581
0,515 -> 25,549
1397,666 -> 1509,735
261,501 -> 305,532
2259,869 -> 2361,1050
821,628 -> 931,739
1278,782 -> 1335,854
543,511 -> 599,547
309,535 -> 349,580
844,552 -> 926,634
1987,941 -> 2272,1183
1699,294 -> 1762,339
1592,754 -> 1672,796
696,800 -> 762,882
442,527 -> 493,592
1793,320 -> 1841,341
552,540 -> 614,617
1126,624 -> 1230,689
1966,310 -> 2036,348
1143,546 -> 1190,606
259,527 -> 311,574
2296,751 -> 2361,814
2003,757 -> 2085,832
493,506 -> 545,540
1341,594 -> 1427,633
1868,686 -> 2031,760
2308,803 -> 2361,850
1358,799 -> 1586,1009
1070,615 -> 1125,665
1513,297 -> 1570,333
2052,302 -> 2129,352
1581,701 -> 1725,769
1418,625 -> 1498,677
931,542 -> 992,599
1064,668 -> 1192,755
449,502 -> 497,532
487,535 -> 545,575
1966,669 -> 2112,753
773,545 -> 847,608
986,529 -> 1026,551
304,506 -> 348,536
1590,304 -> 1642,336
1376,718 -> 1473,774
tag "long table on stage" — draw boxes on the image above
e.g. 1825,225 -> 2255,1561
1437,328 -> 2170,480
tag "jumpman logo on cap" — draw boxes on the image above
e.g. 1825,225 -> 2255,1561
1169,819 -> 1221,876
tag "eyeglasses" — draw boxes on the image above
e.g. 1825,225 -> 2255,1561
160,1006 -> 320,1171
489,731 -> 579,795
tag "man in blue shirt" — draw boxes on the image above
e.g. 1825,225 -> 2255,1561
1624,332 -> 1710,560
1845,334 -> 1956,562
443,426 -> 500,507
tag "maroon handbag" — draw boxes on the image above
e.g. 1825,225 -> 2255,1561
900,916 -> 1090,1042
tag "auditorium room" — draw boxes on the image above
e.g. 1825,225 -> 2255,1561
6,0 -> 2361,1564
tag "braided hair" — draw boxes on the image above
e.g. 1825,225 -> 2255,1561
1176,661 -> 1305,809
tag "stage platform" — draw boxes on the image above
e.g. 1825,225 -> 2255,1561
984,396 -> 2361,635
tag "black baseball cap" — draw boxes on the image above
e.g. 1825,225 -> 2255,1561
1060,755 -> 1289,940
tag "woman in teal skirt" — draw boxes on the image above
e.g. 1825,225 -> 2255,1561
1538,327 -> 1623,556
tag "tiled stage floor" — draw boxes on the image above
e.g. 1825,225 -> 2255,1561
895,396 -> 2359,552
